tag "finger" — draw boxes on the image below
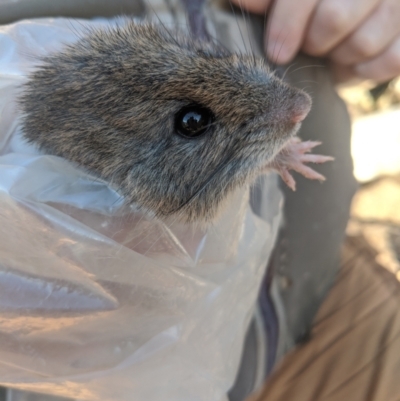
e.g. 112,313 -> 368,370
230,0 -> 272,15
330,63 -> 361,84
303,0 -> 382,56
330,0 -> 400,65
265,0 -> 319,64
354,36 -> 400,82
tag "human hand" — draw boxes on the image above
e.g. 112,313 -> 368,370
231,0 -> 400,83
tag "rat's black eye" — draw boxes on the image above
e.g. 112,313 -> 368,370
175,105 -> 213,138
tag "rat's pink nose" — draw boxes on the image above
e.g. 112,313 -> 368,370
291,107 -> 311,123
290,96 -> 312,123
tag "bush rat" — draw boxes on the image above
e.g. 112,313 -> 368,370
19,20 -> 333,224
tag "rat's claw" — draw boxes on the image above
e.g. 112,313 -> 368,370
296,140 -> 322,153
292,163 -> 326,182
300,154 -> 335,164
279,168 -> 297,191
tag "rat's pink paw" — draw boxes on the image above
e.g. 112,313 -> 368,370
265,137 -> 334,191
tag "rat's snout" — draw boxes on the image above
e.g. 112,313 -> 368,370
288,91 -> 312,124
268,88 -> 312,127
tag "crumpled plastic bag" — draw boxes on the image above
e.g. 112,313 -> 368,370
0,17 -> 283,401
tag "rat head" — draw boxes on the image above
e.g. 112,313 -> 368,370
20,21 -> 311,223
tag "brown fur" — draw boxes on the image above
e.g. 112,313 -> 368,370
19,21 -> 311,223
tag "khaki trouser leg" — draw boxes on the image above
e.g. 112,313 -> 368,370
249,236 -> 400,401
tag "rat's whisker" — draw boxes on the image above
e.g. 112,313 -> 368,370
143,0 -> 182,47
273,30 -> 290,68
288,64 -> 326,75
163,0 -> 179,26
281,62 -> 299,82
296,79 -> 319,85
16,48 -> 38,62
239,0 -> 256,59
245,6 -> 257,62
68,18 -> 93,37
269,26 -> 280,66
110,194 -> 124,208
170,135 -> 239,216
264,0 -> 279,57
66,19 -> 85,39
151,20 -> 233,53
228,0 -> 248,56
201,121 -> 220,130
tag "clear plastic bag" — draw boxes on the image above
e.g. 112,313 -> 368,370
0,18 -> 282,401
